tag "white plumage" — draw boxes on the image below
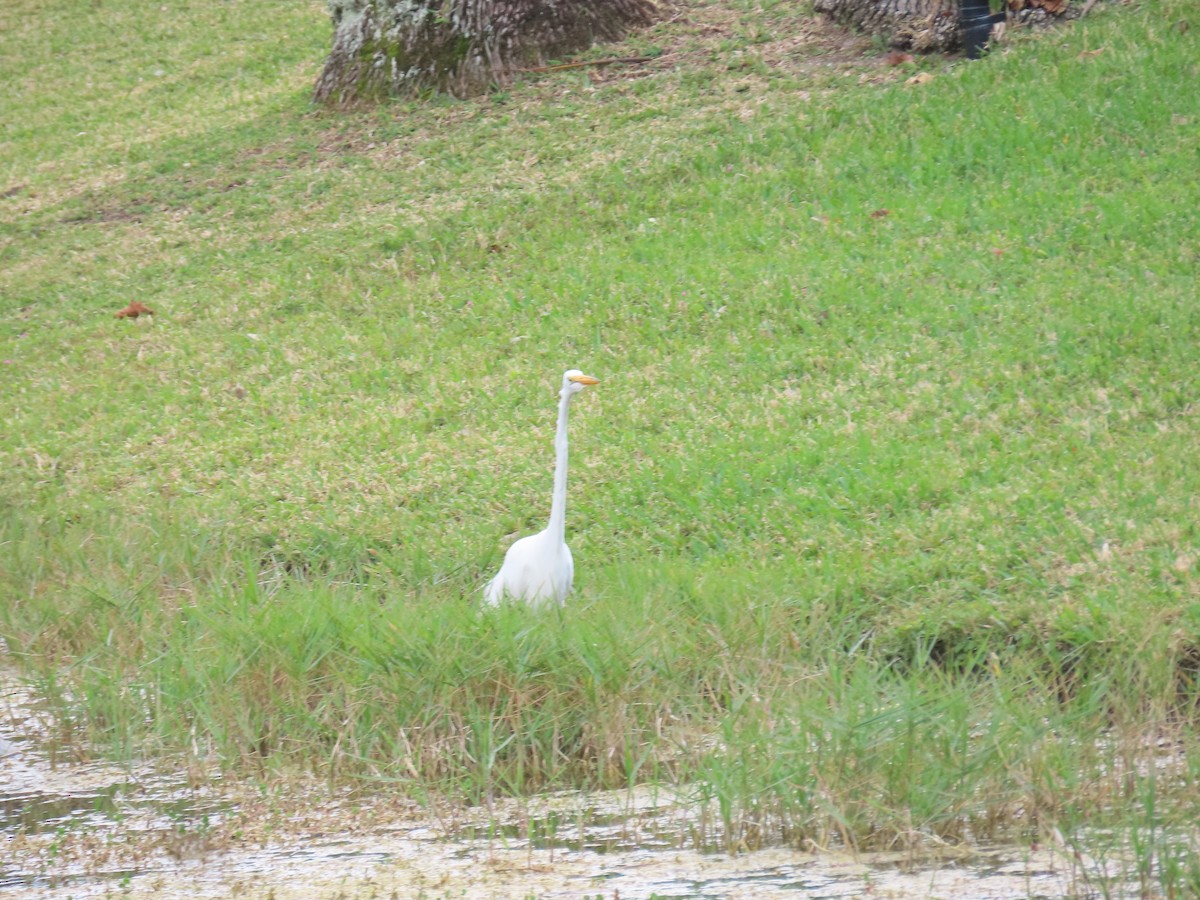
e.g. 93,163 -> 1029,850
483,369 -> 599,607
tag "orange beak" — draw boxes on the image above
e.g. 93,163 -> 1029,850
568,374 -> 600,385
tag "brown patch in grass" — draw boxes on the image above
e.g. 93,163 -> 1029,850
62,197 -> 159,225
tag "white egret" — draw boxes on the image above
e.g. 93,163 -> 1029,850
483,369 -> 599,607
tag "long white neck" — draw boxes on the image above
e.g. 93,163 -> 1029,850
547,387 -> 573,544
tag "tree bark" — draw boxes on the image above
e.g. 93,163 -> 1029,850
314,0 -> 658,105
813,0 -> 1081,52
813,0 -> 962,51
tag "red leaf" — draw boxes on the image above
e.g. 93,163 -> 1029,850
115,301 -> 154,319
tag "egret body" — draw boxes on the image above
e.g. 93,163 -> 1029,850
483,369 -> 599,607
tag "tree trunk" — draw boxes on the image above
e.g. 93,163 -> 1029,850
813,0 -> 1081,52
314,0 -> 658,105
812,0 -> 962,51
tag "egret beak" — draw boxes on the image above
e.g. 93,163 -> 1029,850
569,374 -> 600,385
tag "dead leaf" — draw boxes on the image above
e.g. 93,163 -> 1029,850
886,51 -> 914,66
114,301 -> 154,319
870,209 -> 890,219
906,72 -> 934,86
1077,47 -> 1106,59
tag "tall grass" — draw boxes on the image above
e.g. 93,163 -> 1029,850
2,0 -> 1199,870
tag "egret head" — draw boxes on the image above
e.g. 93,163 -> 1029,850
562,369 -> 599,396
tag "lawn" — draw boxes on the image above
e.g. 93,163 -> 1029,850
2,0 -> 1199,885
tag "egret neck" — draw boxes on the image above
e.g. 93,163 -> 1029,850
546,383 -> 575,546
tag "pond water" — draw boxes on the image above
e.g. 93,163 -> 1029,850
1,669 -> 1095,899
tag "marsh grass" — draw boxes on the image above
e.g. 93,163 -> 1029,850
2,0 -> 1200,875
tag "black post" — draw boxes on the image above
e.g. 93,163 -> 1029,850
960,0 -> 1002,58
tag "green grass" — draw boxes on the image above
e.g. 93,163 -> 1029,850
3,0 -> 1200,880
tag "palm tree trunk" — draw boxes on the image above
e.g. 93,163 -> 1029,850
812,0 -> 962,51
314,0 -> 658,105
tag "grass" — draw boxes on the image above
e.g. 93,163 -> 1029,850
2,0 -> 1200,884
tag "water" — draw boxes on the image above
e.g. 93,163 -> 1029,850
0,669 -> 1102,898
